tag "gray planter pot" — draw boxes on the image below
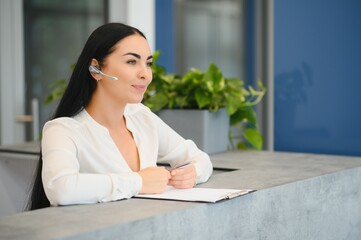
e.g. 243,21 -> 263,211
157,108 -> 230,154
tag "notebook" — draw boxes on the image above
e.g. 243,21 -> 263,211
134,186 -> 255,203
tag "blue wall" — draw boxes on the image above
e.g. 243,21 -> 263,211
274,0 -> 361,156
155,0 -> 175,73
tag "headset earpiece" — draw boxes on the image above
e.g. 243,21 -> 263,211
88,65 -> 118,80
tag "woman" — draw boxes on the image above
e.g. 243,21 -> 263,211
28,23 -> 212,210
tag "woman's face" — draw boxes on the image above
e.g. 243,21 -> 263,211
97,34 -> 153,105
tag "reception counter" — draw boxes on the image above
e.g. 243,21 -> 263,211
1,150 -> 361,239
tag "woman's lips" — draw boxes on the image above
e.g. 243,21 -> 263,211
132,85 -> 147,92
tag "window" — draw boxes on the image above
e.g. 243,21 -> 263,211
175,0 -> 246,80
23,0 -> 107,139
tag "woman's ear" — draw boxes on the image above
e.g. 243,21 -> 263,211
89,58 -> 101,81
90,58 -> 99,68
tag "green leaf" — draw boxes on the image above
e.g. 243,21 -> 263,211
174,96 -> 189,108
230,106 -> 257,127
195,89 -> 212,108
204,63 -> 224,93
225,91 -> 243,116
44,79 -> 67,104
160,74 -> 176,84
152,50 -> 161,62
226,77 -> 243,90
143,92 -> 168,112
243,128 -> 263,150
237,142 -> 249,150
47,79 -> 67,89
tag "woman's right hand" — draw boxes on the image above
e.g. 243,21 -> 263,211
138,167 -> 171,194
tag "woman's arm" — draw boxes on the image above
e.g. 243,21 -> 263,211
152,111 -> 213,186
41,120 -> 143,206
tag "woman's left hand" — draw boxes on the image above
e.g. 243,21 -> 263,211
168,163 -> 196,189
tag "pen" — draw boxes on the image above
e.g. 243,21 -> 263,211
168,161 -> 192,171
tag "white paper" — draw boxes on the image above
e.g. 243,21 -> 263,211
134,186 -> 254,203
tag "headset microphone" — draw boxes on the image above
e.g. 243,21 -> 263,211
89,65 -> 118,80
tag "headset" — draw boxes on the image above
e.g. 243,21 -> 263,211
88,65 -> 118,80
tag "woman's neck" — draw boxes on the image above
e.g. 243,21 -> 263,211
85,89 -> 126,130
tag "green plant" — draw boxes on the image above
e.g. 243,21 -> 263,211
143,51 -> 266,150
44,64 -> 75,104
44,79 -> 67,104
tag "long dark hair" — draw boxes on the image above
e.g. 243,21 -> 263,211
26,23 -> 146,210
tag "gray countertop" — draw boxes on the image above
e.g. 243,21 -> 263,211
1,150 -> 361,239
207,150 -> 361,189
0,141 -> 40,155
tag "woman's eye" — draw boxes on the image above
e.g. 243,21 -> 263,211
127,60 -> 136,65
147,62 -> 153,67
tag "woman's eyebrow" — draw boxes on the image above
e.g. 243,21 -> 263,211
123,52 -> 153,60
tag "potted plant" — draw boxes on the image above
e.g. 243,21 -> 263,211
143,51 -> 266,153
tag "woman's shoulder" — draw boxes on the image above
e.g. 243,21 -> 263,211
125,103 -> 152,116
43,116 -> 81,131
43,111 -> 88,133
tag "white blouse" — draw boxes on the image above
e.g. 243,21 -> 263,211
41,103 -> 213,206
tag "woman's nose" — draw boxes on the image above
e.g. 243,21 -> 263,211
138,64 -> 151,80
